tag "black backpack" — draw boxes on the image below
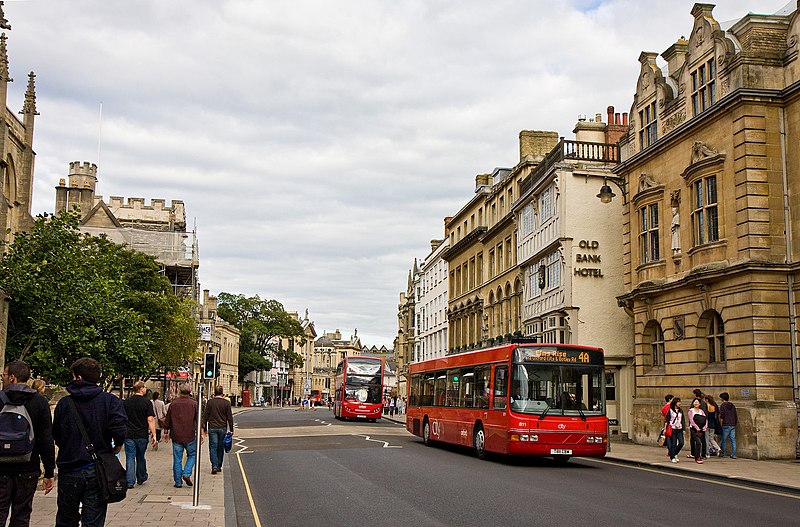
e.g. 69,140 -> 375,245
693,412 -> 707,429
0,391 -> 35,463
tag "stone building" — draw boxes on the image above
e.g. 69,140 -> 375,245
54,161 -> 197,300
443,131 -> 560,352
310,329 -> 364,400
0,4 -> 39,370
394,266 -> 416,395
288,310 -> 318,401
414,237 -> 449,362
514,111 -> 632,437
615,3 -> 800,458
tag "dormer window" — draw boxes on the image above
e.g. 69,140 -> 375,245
638,101 -> 657,150
691,58 -> 716,115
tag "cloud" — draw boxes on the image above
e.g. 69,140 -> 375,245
6,0 -> 785,346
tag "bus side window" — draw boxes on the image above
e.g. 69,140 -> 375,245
493,366 -> 508,410
474,367 -> 490,409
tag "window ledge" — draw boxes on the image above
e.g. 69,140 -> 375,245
635,259 -> 666,273
645,366 -> 666,376
701,362 -> 727,374
686,239 -> 727,258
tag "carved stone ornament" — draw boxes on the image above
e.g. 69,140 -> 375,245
673,316 -> 685,340
670,189 -> 681,207
691,141 -> 718,164
789,35 -> 798,48
695,26 -> 705,47
641,71 -> 650,90
679,82 -> 686,95
658,98 -> 665,109
663,108 -> 687,135
638,172 -> 659,192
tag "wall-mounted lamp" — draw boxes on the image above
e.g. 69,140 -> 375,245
596,176 -> 627,204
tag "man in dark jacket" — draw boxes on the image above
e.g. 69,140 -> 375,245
52,358 -> 127,527
164,383 -> 199,488
0,360 -> 56,527
201,386 -> 234,474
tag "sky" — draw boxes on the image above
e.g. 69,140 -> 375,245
3,0 -> 789,347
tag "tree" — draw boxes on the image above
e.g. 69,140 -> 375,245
0,211 -> 198,386
216,292 -> 306,380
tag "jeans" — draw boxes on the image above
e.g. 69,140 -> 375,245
705,428 -> 721,453
124,437 -> 149,486
55,466 -> 107,527
721,425 -> 736,457
172,440 -> 196,486
207,428 -> 227,470
668,428 -> 685,459
0,472 -> 38,527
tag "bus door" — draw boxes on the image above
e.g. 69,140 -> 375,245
487,364 -> 508,452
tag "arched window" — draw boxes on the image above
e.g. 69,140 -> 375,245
644,320 -> 665,368
701,310 -> 725,363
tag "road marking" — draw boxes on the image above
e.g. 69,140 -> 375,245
585,458 -> 800,500
357,435 -> 401,448
313,419 -> 333,427
233,437 -> 251,454
236,451 -> 263,527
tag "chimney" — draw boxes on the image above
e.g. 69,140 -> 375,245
431,239 -> 444,252
519,130 -> 559,163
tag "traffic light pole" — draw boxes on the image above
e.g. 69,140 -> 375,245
192,381 -> 204,508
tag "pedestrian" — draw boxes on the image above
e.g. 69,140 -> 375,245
688,398 -> 707,464
151,392 -> 167,443
660,394 -> 673,456
389,396 -> 396,416
666,397 -> 685,463
52,357 -> 128,527
690,388 -> 709,457
122,381 -> 157,489
201,386 -> 234,475
0,360 -> 56,527
163,384 -> 200,488
718,392 -> 737,459
30,378 -> 46,395
703,394 -> 722,456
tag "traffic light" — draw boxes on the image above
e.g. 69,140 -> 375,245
215,361 -> 221,379
204,352 -> 216,380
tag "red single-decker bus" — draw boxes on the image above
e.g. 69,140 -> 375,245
406,341 -> 607,462
334,356 -> 384,422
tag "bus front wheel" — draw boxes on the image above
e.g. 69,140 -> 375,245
473,425 -> 487,459
553,455 -> 571,464
423,420 -> 431,446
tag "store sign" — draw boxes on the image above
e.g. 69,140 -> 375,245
198,324 -> 212,341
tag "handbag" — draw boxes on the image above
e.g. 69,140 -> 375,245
67,397 -> 128,504
223,432 -> 233,453
158,417 -> 168,429
664,424 -> 673,438
656,429 -> 666,446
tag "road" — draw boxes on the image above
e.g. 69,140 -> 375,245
226,407 -> 799,527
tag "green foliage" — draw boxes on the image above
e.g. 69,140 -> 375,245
216,292 -> 306,380
0,211 -> 198,385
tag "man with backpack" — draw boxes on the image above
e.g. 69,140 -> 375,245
0,360 -> 56,527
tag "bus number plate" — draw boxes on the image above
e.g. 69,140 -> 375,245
356,415 -> 366,418
550,449 -> 572,455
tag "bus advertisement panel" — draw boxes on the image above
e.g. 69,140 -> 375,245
406,342 -> 607,462
334,356 -> 384,421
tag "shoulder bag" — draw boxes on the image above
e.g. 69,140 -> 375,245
66,397 -> 127,504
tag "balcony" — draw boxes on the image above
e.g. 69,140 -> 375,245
519,139 -> 619,197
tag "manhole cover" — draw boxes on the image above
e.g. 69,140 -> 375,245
141,495 -> 173,503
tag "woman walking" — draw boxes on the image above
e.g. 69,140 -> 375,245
704,394 -> 722,456
688,398 -> 708,463
666,397 -> 685,463
152,391 -> 167,445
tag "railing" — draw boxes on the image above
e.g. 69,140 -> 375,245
520,139 -> 619,196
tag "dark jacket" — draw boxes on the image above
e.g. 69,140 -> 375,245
52,380 -> 128,473
165,396 -> 198,444
202,396 -> 233,432
0,383 -> 56,478
719,401 -> 737,427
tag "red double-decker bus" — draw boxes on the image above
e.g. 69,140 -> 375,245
406,341 -> 607,462
333,356 -> 384,422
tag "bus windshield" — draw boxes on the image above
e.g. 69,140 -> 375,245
344,358 -> 382,404
510,363 -> 604,416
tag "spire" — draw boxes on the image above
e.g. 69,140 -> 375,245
0,2 -> 10,31
0,33 -> 10,83
21,71 -> 37,116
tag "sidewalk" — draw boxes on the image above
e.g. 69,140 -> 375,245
28,439 -> 226,527
382,412 -> 800,492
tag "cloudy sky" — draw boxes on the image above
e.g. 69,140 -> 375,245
3,0 -> 788,346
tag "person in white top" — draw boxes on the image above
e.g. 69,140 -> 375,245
666,398 -> 685,463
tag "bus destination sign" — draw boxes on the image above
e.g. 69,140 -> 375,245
516,347 -> 598,365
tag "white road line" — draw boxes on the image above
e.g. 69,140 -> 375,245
233,437 -> 250,454
358,434 -> 401,448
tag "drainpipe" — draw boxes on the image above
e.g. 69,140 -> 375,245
779,108 -> 800,458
